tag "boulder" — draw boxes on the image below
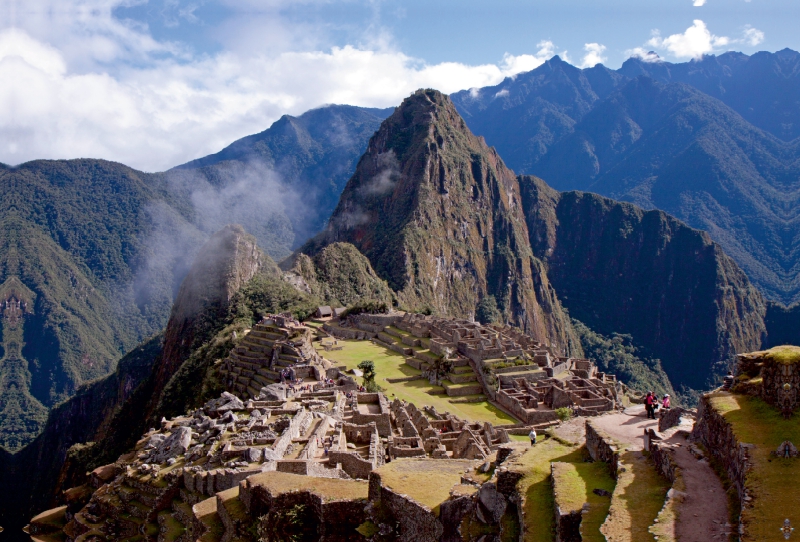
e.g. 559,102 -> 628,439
149,426 -> 192,464
259,383 -> 289,401
205,392 -> 245,416
475,483 -> 506,524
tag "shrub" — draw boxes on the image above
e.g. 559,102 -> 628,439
555,407 -> 573,422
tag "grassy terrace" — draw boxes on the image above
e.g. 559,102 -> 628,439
600,451 -> 670,542
315,335 -> 516,424
709,393 -> 800,541
374,458 -> 476,514
551,462 -> 616,542
245,471 -> 369,502
503,438 -> 583,541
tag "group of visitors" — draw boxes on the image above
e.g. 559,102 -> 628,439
645,391 -> 670,419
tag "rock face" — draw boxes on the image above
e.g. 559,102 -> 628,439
521,175 -> 767,390
305,89 -> 580,356
156,224 -> 269,403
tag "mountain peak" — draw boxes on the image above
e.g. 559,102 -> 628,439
305,89 -> 580,354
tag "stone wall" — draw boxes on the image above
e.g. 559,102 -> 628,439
648,437 -> 681,484
370,476 -> 444,542
658,407 -> 688,432
585,420 -> 620,479
328,451 -> 374,479
692,394 -> 754,522
352,394 -> 391,436
551,463 -> 582,542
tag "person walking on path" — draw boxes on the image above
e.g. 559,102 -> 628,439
645,391 -> 656,419
529,428 -> 537,446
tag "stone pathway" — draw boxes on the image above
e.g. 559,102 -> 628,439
666,431 -> 732,541
592,405 -> 731,542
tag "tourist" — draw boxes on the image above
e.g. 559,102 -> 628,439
529,428 -> 537,446
645,391 -> 655,419
662,394 -> 670,409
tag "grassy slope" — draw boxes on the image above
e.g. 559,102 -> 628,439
317,336 -> 515,424
709,394 -> 800,540
551,461 -> 616,542
375,459 -> 476,514
600,450 -> 671,542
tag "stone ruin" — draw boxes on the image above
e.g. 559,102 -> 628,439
325,311 -> 621,420
38,386 -> 522,541
219,313 -> 345,399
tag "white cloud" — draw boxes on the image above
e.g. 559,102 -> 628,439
632,20 -> 765,61
498,40 -> 559,78
646,20 -> 728,59
580,43 -> 607,68
693,0 -> 707,6
742,25 -> 765,46
625,48 -> 662,63
0,9 -> 563,172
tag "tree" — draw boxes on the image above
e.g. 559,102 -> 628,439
425,347 -> 453,385
357,360 -> 378,392
475,295 -> 501,325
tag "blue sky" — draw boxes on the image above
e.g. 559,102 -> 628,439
0,0 -> 795,170
115,0 -> 796,68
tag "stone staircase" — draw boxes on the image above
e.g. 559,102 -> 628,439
220,322 -> 322,399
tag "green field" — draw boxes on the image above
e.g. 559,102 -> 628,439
709,393 -> 800,541
504,439 -> 584,541
600,450 -> 670,542
551,461 -> 616,542
317,337 -> 516,424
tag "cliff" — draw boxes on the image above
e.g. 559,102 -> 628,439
304,90 -> 580,356
0,225 -> 269,535
520,175 -> 768,389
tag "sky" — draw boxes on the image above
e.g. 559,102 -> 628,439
0,0 -> 796,172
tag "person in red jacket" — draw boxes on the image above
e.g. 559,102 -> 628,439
645,391 -> 655,419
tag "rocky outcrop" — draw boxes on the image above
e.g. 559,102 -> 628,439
154,224 -> 269,411
282,242 -> 394,307
304,90 -> 581,356
521,175 -> 767,390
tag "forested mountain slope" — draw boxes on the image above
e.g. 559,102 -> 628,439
451,50 -> 800,304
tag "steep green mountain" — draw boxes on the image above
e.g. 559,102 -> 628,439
283,242 -> 395,308
0,105 -> 387,449
175,105 -> 393,245
533,77 -> 800,304
451,52 -> 800,305
520,176 -> 767,390
303,89 -> 581,356
0,160 -> 189,450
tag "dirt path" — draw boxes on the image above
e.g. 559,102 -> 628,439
588,406 -> 732,541
666,431 -> 732,542
590,405 -> 657,450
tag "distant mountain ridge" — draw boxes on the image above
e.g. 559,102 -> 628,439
175,105 -> 392,245
451,49 -> 800,304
